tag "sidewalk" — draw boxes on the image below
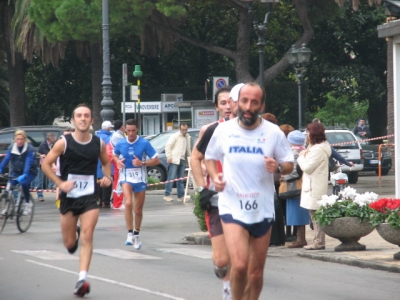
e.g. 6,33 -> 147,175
182,174 -> 400,274
185,227 -> 400,274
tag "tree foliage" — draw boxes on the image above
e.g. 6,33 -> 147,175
314,92 -> 368,128
28,0 -> 185,42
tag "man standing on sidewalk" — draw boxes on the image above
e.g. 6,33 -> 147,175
42,104 -> 112,297
205,82 -> 294,300
113,119 -> 160,249
164,123 -> 191,202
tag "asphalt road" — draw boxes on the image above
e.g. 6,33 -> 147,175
0,173 -> 399,300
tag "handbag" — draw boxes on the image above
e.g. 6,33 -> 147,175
278,177 -> 302,199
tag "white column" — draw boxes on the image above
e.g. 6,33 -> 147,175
393,37 -> 400,197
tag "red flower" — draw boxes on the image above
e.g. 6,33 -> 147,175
370,198 -> 400,213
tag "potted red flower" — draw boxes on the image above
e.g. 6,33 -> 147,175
369,198 -> 400,260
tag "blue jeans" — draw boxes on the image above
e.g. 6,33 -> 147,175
31,168 -> 43,198
165,159 -> 186,198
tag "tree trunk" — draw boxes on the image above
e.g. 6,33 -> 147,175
386,37 -> 395,172
4,3 -> 26,126
91,42 -> 103,131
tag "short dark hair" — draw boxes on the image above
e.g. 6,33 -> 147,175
72,104 -> 92,118
214,86 -> 232,106
114,119 -> 123,130
125,119 -> 138,127
179,122 -> 188,129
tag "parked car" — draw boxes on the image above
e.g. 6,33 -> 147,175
325,130 -> 364,184
355,135 -> 392,175
146,129 -> 200,182
0,125 -> 67,184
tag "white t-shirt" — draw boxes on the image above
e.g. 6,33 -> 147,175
205,118 -> 294,224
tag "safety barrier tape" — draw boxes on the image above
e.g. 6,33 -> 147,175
0,186 -> 57,193
330,134 -> 394,146
147,176 -> 188,186
0,176 -> 189,191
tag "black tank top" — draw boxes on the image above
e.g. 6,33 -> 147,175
59,134 -> 101,195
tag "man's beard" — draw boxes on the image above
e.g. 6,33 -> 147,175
238,107 -> 259,126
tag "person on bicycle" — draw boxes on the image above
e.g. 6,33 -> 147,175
0,130 -> 38,215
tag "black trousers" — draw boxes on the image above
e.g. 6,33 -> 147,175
270,186 -> 286,246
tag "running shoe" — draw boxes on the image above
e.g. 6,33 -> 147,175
68,226 -> 81,254
125,232 -> 133,245
23,201 -> 33,216
222,288 -> 232,300
73,280 -> 90,297
133,235 -> 142,250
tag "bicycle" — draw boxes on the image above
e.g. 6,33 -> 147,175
0,174 -> 35,234
330,165 -> 349,198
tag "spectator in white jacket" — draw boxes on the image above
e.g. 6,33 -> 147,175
164,123 -> 191,202
297,122 -> 331,250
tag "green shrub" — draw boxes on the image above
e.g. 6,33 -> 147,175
147,177 -> 163,190
192,191 -> 207,232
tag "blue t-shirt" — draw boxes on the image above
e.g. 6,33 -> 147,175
113,136 -> 158,184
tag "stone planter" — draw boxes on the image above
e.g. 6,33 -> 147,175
320,217 -> 375,251
376,223 -> 400,260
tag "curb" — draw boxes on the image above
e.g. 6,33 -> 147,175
297,252 -> 400,274
185,233 -> 211,246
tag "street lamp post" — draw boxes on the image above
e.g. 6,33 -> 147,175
244,0 -> 279,88
286,44 -> 312,130
133,65 -> 143,135
100,0 -> 114,122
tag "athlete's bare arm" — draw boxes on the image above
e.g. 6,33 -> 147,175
264,156 -> 293,175
190,147 -> 206,187
98,140 -> 112,187
205,159 -> 225,192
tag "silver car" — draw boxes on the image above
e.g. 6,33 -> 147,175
146,129 -> 200,182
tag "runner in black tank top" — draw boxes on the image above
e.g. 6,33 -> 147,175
41,104 -> 112,297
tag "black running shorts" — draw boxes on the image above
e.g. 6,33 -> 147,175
205,206 -> 224,238
59,194 -> 99,216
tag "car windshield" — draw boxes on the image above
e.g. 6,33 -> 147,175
149,131 -> 175,151
326,132 -> 359,149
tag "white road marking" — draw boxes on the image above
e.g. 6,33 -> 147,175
156,248 -> 211,259
27,260 -> 186,300
12,250 -> 78,260
93,248 -> 160,259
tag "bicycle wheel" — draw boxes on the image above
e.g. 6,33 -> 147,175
0,194 -> 10,234
16,194 -> 34,233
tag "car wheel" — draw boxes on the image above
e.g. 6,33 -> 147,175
347,172 -> 358,184
147,166 -> 166,182
375,169 -> 390,176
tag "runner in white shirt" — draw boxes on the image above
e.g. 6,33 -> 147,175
205,82 -> 294,300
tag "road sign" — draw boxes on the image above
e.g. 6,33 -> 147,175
130,85 -> 138,100
212,77 -> 229,101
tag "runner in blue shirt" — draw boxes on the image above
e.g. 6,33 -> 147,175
113,119 -> 160,250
